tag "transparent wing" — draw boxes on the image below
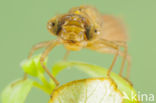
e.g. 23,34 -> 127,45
100,15 -> 128,42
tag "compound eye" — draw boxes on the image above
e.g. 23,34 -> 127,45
48,22 -> 56,29
94,29 -> 100,35
94,29 -> 97,33
51,22 -> 55,26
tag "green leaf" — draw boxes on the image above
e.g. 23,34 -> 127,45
21,54 -> 55,95
1,79 -> 33,103
21,55 -> 46,77
52,61 -> 140,103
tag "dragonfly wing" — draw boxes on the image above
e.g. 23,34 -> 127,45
100,15 -> 128,42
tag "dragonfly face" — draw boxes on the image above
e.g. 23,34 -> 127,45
59,14 -> 87,42
48,14 -> 89,51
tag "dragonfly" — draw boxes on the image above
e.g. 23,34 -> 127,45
26,5 -> 131,87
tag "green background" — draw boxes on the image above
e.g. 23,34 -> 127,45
0,0 -> 156,103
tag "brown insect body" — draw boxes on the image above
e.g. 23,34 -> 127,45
28,5 -> 131,88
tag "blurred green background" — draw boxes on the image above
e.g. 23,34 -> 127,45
0,0 -> 156,103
